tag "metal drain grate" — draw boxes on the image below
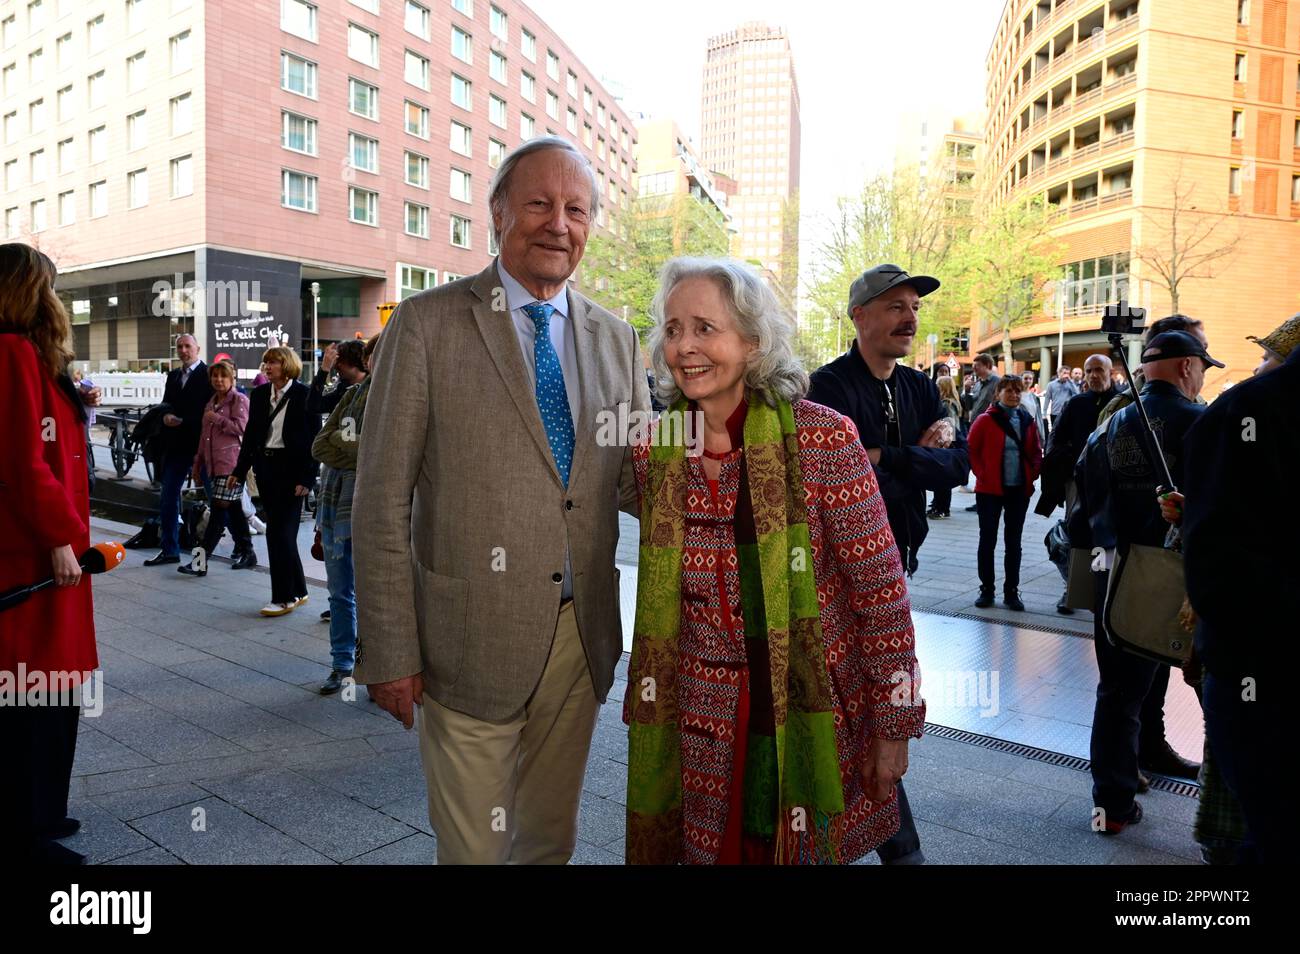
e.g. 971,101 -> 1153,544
920,607 -> 1094,640
923,722 -> 1201,799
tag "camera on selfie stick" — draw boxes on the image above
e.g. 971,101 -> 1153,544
1101,302 -> 1176,494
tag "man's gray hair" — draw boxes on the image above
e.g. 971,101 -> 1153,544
1084,352 -> 1113,370
488,136 -> 600,245
648,257 -> 809,407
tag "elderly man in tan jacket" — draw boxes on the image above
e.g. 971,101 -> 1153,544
352,137 -> 649,864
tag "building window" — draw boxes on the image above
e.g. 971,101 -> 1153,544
281,52 -> 318,98
451,73 -> 471,110
350,78 -> 379,120
449,167 -> 471,202
489,5 -> 507,40
4,207 -> 17,239
127,168 -> 148,209
405,2 -> 430,40
490,50 -> 507,84
488,137 -> 505,169
170,154 -> 193,197
1229,166 -> 1242,195
1293,175 -> 1300,203
520,70 -> 535,102
566,107 -> 577,134
521,28 -> 536,61
487,231 -> 499,256
583,122 -> 592,147
170,31 -> 192,75
87,70 -> 105,109
57,137 -> 73,174
88,125 -> 105,163
566,70 -> 577,98
1238,1 -> 1249,25
1232,109 -> 1244,139
546,90 -> 559,120
349,132 -> 378,173
450,213 -> 471,247
405,201 -> 429,237
450,119 -> 471,155
597,102 -> 605,127
451,0 -> 472,15
489,93 -> 506,128
127,51 -> 147,93
405,49 -> 429,89
127,110 -> 147,151
399,263 -> 435,299
349,24 -> 379,67
282,111 -> 317,155
583,87 -> 592,113
452,26 -> 472,64
1,17 -> 13,51
1235,52 -> 1247,82
56,85 -> 72,122
87,14 -> 105,53
520,112 -> 534,140
126,0 -> 147,34
28,98 -> 45,133
30,198 -> 46,232
281,0 -> 317,42
89,179 -> 106,217
282,169 -> 317,211
405,100 -> 429,139
349,0 -> 379,11
30,148 -> 45,183
28,47 -> 43,83
2,158 -> 14,191
546,50 -> 559,81
350,187 -> 378,225
405,151 -> 429,188
5,60 -> 19,98
597,136 -> 605,160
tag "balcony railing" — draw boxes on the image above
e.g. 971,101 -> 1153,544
1049,187 -> 1133,220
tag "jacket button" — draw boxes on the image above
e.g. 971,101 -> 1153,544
551,572 -> 563,584
565,500 -> 573,510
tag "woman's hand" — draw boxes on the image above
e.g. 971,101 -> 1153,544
226,475 -> 238,492
51,545 -> 82,587
294,484 -> 309,497
1158,490 -> 1185,525
861,736 -> 909,803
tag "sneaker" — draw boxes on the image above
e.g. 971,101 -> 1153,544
293,594 -> 309,609
248,515 -> 266,535
974,589 -> 995,608
260,602 -> 295,617
1100,800 -> 1143,835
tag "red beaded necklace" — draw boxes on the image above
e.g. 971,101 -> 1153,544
701,446 -> 739,461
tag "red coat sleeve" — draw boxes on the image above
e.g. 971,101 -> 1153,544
0,336 -> 88,551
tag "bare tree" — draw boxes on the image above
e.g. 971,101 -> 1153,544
1133,160 -> 1240,314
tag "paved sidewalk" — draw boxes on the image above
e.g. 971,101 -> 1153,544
64,518 -> 1199,865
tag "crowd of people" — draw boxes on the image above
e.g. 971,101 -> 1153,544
2,133 -> 1294,867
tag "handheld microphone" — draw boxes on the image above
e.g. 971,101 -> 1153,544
0,542 -> 127,613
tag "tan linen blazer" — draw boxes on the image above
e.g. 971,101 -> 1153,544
352,262 -> 650,721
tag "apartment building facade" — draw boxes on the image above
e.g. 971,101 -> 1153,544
633,117 -> 733,231
699,21 -> 801,296
0,0 -> 637,374
983,0 -> 1299,387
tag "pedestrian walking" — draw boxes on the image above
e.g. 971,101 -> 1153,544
927,375 -> 963,519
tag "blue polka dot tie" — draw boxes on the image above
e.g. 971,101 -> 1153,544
523,302 -> 575,487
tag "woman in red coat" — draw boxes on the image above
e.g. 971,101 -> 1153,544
0,243 -> 98,865
967,375 -> 1043,612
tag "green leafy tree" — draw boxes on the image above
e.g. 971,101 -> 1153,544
581,193 -> 731,340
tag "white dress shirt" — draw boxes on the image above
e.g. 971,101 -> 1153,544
265,383 -> 289,449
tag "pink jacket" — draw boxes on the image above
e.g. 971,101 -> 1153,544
193,389 -> 249,476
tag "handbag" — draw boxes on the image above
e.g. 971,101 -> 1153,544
1103,543 -> 1194,666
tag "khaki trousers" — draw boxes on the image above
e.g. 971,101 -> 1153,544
418,601 -> 599,864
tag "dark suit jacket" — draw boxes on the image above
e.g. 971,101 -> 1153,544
161,361 -> 214,459
233,380 -> 320,490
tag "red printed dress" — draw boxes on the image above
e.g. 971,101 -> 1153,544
630,398 -> 926,865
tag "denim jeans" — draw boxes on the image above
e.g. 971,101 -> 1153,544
159,453 -> 210,557
321,521 -> 356,672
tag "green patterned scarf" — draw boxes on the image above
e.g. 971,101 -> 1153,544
626,392 -> 846,864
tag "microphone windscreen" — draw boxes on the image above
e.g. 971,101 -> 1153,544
80,542 -> 127,574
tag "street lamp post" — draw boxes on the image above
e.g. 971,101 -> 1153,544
310,281 -> 321,379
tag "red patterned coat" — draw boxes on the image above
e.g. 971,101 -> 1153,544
629,399 -> 926,864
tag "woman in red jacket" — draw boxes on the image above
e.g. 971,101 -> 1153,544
967,375 -> 1043,612
0,243 -> 97,865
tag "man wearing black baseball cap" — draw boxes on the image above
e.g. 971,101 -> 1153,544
1076,327 -> 1220,834
808,264 -> 970,866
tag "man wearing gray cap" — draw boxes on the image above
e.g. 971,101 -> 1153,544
808,263 -> 971,865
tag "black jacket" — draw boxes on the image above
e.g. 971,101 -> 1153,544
234,380 -> 320,489
307,368 -> 348,417
160,361 -> 214,459
1183,349 -> 1300,680
1036,385 -> 1119,516
808,344 -> 970,574
1087,379 -> 1205,555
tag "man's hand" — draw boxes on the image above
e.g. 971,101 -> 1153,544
321,343 -> 339,373
368,674 -> 425,729
80,386 -> 102,407
919,419 -> 954,449
865,447 -> 883,466
294,484 -> 310,497
1158,490 -> 1184,526
860,736 -> 909,803
163,413 -> 182,427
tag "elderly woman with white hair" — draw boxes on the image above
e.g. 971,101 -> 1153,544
624,257 -> 926,865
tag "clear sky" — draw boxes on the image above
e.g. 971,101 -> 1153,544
528,0 -> 1009,271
